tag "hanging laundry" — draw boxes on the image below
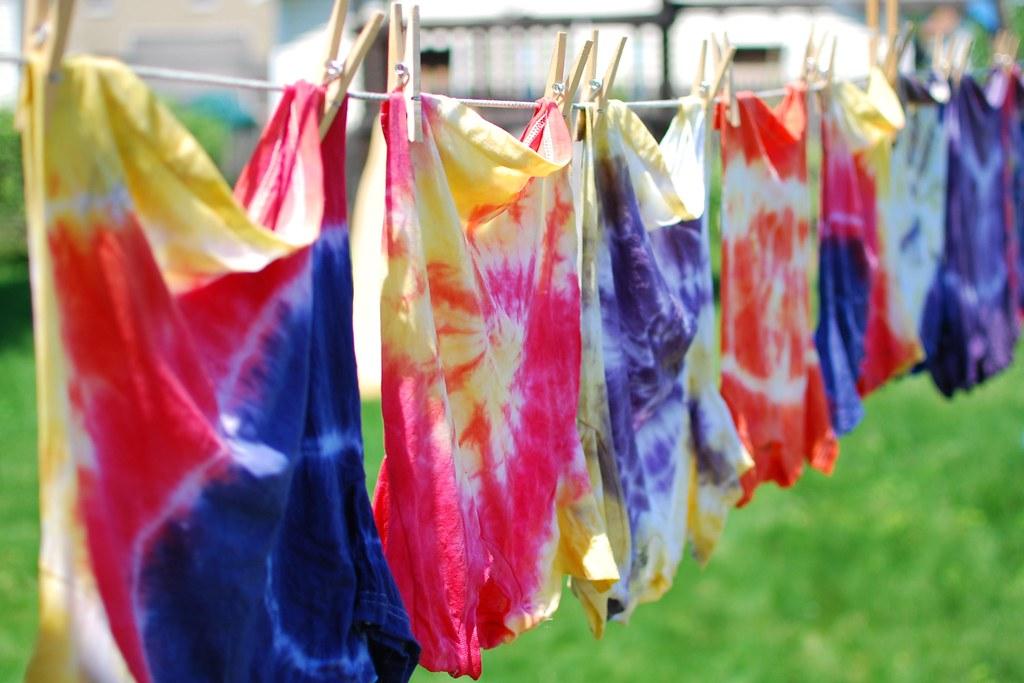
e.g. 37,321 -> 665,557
374,92 -> 617,678
921,75 -> 1018,395
814,69 -> 913,435
571,105 -> 633,634
881,75 -> 950,358
716,85 -> 839,504
20,56 -> 416,683
660,99 -> 753,563
577,98 -> 699,623
572,96 -> 750,627
988,66 -> 1024,320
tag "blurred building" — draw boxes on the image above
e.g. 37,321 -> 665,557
0,0 -> 19,105
71,0 -> 273,90
61,0 -> 275,173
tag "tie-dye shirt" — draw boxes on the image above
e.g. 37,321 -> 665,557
571,105 -> 633,635
21,56 -> 416,683
573,96 -> 749,626
374,93 -> 617,678
716,85 -> 839,504
815,70 -> 912,434
661,99 -> 752,563
884,75 -> 950,354
921,75 -> 1018,395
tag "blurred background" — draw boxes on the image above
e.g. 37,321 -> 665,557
1,1 -> 1024,681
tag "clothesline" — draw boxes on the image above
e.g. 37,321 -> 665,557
0,50 -> 837,110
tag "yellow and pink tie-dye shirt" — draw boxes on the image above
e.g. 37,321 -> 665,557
373,93 -> 617,678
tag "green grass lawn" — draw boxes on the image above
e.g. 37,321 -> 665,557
2,251 -> 1023,682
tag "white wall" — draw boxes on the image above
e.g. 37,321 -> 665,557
671,8 -> 876,91
0,0 -> 20,107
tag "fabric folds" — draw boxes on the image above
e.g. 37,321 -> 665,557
716,85 -> 839,504
21,55 -> 416,683
814,69 -> 915,435
572,97 -> 750,628
989,66 -> 1024,319
374,92 -> 617,678
883,75 -> 950,360
661,101 -> 753,563
921,75 -> 1018,395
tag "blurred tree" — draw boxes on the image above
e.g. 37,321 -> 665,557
168,101 -> 233,173
0,102 -> 232,255
0,111 -> 25,254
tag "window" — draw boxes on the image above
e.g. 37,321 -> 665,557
731,45 -> 783,89
733,46 -> 782,64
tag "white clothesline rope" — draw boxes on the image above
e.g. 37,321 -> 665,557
0,51 -> 852,111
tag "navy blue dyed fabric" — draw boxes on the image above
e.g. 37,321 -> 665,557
145,95 -> 418,682
813,103 -> 871,435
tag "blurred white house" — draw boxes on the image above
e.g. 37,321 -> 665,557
0,0 -> 19,106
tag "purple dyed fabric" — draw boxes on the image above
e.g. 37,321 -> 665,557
988,67 -> 1024,317
921,75 -> 1018,395
580,100 -> 700,621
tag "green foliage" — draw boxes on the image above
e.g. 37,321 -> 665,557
0,102 -> 230,259
167,101 -> 232,172
0,110 -> 26,254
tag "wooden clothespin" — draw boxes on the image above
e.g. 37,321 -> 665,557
387,3 -> 421,142
318,0 -> 347,84
883,21 -> 912,83
541,32 -> 591,120
801,27 -> 817,82
22,0 -> 48,57
386,3 -> 402,91
867,0 -> 880,68
952,35 -> 972,85
717,33 -> 738,127
690,39 -> 707,98
317,0 -> 347,132
804,30 -> 830,86
885,0 -> 898,65
561,40 -> 593,119
320,10 -> 385,137
993,29 -> 1006,66
826,36 -> 838,90
711,32 -> 723,68
594,36 -> 626,116
943,36 -> 958,80
544,32 -> 567,101
44,0 -> 75,80
707,44 -> 735,107
404,5 -> 421,142
573,29 -> 599,140
572,32 -> 624,134
933,32 -> 946,79
35,0 -> 75,122
798,26 -> 815,81
815,35 -> 838,108
993,30 -> 1016,72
